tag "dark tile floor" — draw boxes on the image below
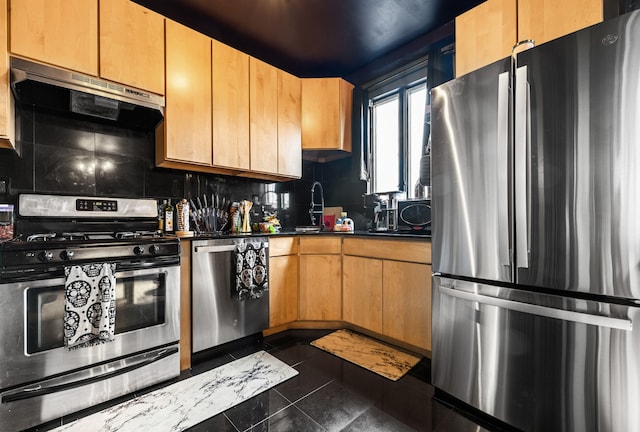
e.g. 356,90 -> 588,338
30,329 -> 515,432
185,329 -> 508,432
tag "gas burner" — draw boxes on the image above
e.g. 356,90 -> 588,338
115,231 -> 137,239
115,231 -> 161,239
26,233 -> 57,242
60,233 -> 92,241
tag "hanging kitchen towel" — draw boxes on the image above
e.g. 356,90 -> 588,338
234,241 -> 268,300
64,263 -> 117,349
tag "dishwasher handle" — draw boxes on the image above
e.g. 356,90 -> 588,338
194,245 -> 237,253
439,285 -> 633,331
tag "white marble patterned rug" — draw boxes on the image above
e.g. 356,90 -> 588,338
53,351 -> 297,432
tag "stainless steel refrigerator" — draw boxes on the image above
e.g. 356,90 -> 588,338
430,11 -> 640,432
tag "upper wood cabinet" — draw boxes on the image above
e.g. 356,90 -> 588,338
10,0 -> 165,94
301,77 -> 354,162
10,0 -> 98,75
245,59 -> 302,179
160,19 -> 212,166
455,0 -> 516,77
99,0 -> 165,95
455,0 -> 603,76
249,57 -> 278,174
277,69 -> 302,178
212,39 -> 250,171
0,0 -> 13,149
517,0 -> 602,46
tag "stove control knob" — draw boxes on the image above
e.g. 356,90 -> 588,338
149,244 -> 160,255
39,251 -> 54,262
133,246 -> 145,256
61,250 -> 75,260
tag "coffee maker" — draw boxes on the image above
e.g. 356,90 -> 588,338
363,192 -> 399,232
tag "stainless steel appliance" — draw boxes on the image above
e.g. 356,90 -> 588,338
191,237 -> 269,353
11,57 -> 164,128
0,194 -> 180,432
431,11 -> 640,432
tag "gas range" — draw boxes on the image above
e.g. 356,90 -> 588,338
0,194 -> 182,431
0,194 -> 180,279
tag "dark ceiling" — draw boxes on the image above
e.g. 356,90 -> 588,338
134,0 -> 484,83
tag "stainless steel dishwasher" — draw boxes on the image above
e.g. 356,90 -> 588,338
191,237 -> 269,353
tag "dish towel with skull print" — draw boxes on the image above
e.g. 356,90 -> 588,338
64,263 -> 117,348
234,241 -> 268,300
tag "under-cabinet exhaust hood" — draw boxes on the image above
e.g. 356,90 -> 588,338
10,57 -> 164,129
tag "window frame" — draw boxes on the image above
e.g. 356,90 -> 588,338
367,74 -> 428,197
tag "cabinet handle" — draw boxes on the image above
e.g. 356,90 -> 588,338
194,245 -> 237,253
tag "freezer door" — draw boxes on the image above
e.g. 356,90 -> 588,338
431,58 -> 512,282
432,276 -> 640,432
514,11 -> 640,299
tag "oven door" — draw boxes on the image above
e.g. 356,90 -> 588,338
0,265 -> 180,390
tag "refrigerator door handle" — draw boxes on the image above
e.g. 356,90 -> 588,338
515,65 -> 531,269
439,285 -> 633,331
497,71 -> 511,268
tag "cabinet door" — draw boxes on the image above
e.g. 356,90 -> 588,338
99,0 -> 165,94
164,20 -> 212,165
342,256 -> 383,333
10,0 -> 98,75
0,0 -> 13,149
455,0 -> 517,77
269,255 -> 299,327
517,0 -> 602,46
277,69 -> 302,178
301,78 -> 353,152
383,261 -> 431,350
299,255 -> 341,320
212,40 -> 250,170
249,57 -> 278,174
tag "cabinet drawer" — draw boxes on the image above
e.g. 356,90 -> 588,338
269,236 -> 299,257
299,236 -> 342,254
343,237 -> 431,264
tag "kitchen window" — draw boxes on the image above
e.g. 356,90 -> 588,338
367,63 -> 429,198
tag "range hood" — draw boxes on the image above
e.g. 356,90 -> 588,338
10,57 -> 164,129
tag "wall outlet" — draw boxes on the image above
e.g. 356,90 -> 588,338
0,177 -> 8,196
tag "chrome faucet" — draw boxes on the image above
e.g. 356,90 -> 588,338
309,181 -> 324,229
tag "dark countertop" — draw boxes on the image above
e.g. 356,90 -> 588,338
178,230 -> 430,241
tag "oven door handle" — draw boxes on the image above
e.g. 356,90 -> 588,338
1,346 -> 178,403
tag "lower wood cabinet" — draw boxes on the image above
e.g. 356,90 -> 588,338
266,236 -> 431,352
342,237 -> 432,352
299,254 -> 342,320
268,236 -> 299,327
298,237 -> 342,321
342,255 -> 382,333
269,254 -> 298,327
382,260 -> 431,351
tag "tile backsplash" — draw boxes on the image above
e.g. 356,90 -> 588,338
0,103 -> 366,230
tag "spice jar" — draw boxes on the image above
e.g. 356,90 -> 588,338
0,204 -> 14,240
